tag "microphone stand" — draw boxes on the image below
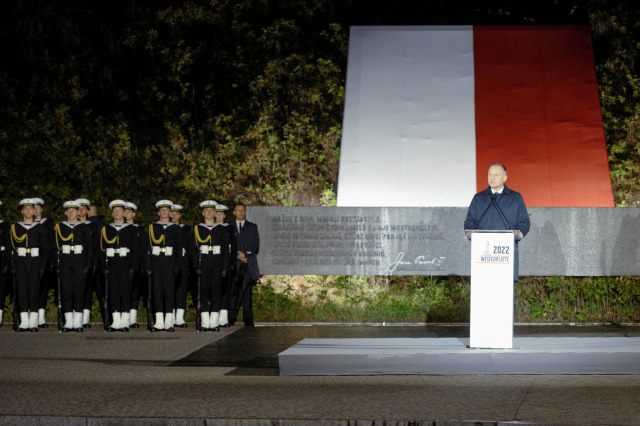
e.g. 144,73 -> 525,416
475,194 -> 496,230
493,194 -> 512,231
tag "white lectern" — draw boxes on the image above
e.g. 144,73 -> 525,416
468,230 -> 515,349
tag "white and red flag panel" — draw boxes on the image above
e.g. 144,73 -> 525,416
336,26 -> 613,207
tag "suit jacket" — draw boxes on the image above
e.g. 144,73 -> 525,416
233,220 -> 260,280
464,185 -> 530,279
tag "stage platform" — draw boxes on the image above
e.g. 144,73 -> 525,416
279,336 -> 640,375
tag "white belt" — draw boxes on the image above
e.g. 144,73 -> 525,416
106,247 -> 130,258
152,246 -> 173,256
200,245 -> 221,255
17,247 -> 39,257
62,245 -> 83,254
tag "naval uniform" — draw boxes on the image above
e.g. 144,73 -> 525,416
147,222 -> 184,321
175,223 -> 193,315
11,221 -> 50,322
192,222 -> 230,326
0,220 -> 11,319
219,222 -> 237,317
99,222 -> 140,328
128,223 -> 146,325
37,217 -> 56,326
55,221 -> 93,315
80,219 -> 100,327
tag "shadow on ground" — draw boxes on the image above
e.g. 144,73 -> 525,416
170,323 -> 640,376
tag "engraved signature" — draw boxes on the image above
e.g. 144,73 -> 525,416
381,252 -> 445,275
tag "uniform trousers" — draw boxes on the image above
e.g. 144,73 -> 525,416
174,267 -> 189,310
106,262 -> 132,313
0,272 -> 9,311
151,259 -> 175,313
130,269 -> 143,310
14,258 -> 41,312
199,260 -> 223,313
83,266 -> 103,313
39,267 -> 55,311
59,256 -> 86,312
219,269 -> 233,310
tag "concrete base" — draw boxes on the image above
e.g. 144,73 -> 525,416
279,337 -> 640,375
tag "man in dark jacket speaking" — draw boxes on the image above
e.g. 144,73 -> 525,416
464,163 -> 530,280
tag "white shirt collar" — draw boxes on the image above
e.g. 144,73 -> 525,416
110,222 -> 130,230
199,223 -> 218,230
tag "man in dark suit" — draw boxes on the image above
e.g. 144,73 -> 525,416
229,203 -> 260,327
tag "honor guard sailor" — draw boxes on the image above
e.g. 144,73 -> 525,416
148,200 -> 185,332
192,200 -> 230,331
76,198 -> 99,328
124,202 -> 145,329
56,201 -> 93,331
11,199 -> 50,331
0,201 -> 11,328
170,204 -> 192,328
100,200 -> 140,331
33,197 -> 55,328
214,204 -> 235,328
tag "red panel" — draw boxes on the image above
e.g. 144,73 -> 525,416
473,26 -> 613,207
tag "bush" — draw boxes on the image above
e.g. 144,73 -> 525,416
3,275 -> 638,325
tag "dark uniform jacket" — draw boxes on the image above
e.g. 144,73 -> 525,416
0,221 -> 11,274
54,221 -> 93,272
191,223 -> 231,271
99,223 -> 140,271
10,221 -> 50,272
146,222 -> 184,271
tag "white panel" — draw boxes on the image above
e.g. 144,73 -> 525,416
337,26 -> 477,207
470,231 -> 514,349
